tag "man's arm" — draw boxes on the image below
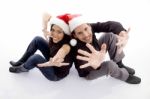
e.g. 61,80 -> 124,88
91,21 -> 130,54
90,21 -> 126,35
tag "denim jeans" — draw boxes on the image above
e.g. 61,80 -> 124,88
21,36 -> 61,81
19,36 -> 50,62
24,54 -> 61,81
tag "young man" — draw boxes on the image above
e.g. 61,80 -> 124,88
68,14 -> 141,84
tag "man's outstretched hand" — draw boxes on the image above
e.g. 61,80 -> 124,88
77,43 -> 107,69
116,28 -> 130,54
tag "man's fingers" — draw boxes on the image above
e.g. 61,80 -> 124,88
117,47 -> 123,54
86,43 -> 96,53
78,49 -> 91,57
80,63 -> 90,69
77,55 -> 89,61
100,43 -> 107,53
119,29 -> 130,37
116,35 -> 123,46
116,35 -> 122,40
116,41 -> 123,46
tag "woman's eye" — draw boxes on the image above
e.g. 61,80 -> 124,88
51,29 -> 54,32
77,32 -> 82,35
57,31 -> 63,34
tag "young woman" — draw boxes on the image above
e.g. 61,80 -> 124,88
9,13 -> 73,81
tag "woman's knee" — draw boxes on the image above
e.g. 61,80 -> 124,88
33,36 -> 44,43
34,36 -> 43,41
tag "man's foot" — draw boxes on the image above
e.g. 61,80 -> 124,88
10,61 -> 23,67
117,61 -> 135,75
9,64 -> 28,73
126,74 -> 141,84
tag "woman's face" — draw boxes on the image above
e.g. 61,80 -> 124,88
51,25 -> 64,43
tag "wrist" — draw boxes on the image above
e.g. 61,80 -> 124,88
92,65 -> 101,70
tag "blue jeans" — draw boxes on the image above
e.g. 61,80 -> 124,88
20,36 -> 61,81
24,54 -> 61,81
19,36 -> 50,62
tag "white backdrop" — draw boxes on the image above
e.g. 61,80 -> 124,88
0,0 -> 150,99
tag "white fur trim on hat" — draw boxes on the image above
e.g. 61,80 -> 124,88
49,17 -> 70,35
69,16 -> 88,32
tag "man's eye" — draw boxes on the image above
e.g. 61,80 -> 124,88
57,31 -> 63,34
85,28 -> 87,31
77,32 -> 82,35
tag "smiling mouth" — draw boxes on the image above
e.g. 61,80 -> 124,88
85,36 -> 91,40
53,38 -> 59,42
53,37 -> 58,40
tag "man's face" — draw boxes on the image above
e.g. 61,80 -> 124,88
74,23 -> 93,43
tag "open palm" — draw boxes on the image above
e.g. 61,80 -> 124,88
37,58 -> 69,67
77,43 -> 107,69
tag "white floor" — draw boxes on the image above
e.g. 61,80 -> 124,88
0,0 -> 150,99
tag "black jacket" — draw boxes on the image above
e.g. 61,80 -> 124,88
73,21 -> 126,77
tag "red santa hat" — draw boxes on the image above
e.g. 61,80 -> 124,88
49,14 -> 70,35
48,13 -> 78,46
68,14 -> 88,32
68,14 -> 89,46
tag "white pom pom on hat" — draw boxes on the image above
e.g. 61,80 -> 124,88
70,39 -> 77,46
68,14 -> 89,46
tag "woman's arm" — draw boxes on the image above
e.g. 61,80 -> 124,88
42,13 -> 52,41
53,44 -> 71,62
37,44 -> 71,67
